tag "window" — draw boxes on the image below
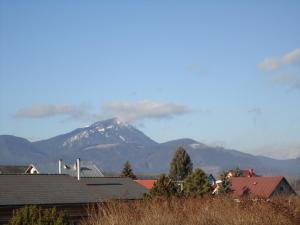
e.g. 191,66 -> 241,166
279,186 -> 284,192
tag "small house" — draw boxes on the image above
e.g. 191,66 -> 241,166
226,168 -> 259,178
230,176 -> 296,198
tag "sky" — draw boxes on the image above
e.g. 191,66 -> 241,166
0,1 -> 300,159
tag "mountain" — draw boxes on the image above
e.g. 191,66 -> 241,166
163,139 -> 300,176
33,118 -> 160,171
34,118 -> 157,154
0,118 -> 299,177
0,135 -> 45,165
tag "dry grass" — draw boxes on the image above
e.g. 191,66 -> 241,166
81,196 -> 300,225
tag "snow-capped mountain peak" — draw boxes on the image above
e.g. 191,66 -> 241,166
90,118 -> 129,129
46,118 -> 157,149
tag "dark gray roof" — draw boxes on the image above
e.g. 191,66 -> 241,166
27,161 -> 104,177
0,174 -> 101,206
81,177 -> 148,200
0,175 -> 147,207
0,165 -> 27,174
61,161 -> 104,177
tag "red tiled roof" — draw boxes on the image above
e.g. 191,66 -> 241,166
230,176 -> 284,198
135,180 -> 156,189
227,168 -> 259,178
241,169 -> 258,177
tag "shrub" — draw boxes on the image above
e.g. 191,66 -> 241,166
184,168 -> 211,197
8,205 -> 71,225
146,174 -> 180,198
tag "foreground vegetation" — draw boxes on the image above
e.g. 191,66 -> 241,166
82,196 -> 300,225
7,205 -> 71,225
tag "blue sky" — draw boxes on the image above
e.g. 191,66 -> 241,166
0,1 -> 300,159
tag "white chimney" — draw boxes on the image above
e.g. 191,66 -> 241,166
58,159 -> 62,174
76,158 -> 81,180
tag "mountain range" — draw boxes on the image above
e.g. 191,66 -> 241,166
0,118 -> 299,177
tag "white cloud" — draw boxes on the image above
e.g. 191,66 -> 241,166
260,48 -> 300,72
15,100 -> 191,123
260,58 -> 281,72
101,100 -> 191,122
260,48 -> 300,90
271,73 -> 300,90
282,48 -> 300,65
15,104 -> 97,121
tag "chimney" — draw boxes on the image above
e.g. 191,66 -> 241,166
248,169 -> 254,177
76,158 -> 81,180
58,159 -> 62,174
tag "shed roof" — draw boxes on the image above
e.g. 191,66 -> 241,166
0,174 -> 100,206
230,176 -> 292,198
0,165 -> 27,174
0,175 -> 147,207
82,177 -> 148,200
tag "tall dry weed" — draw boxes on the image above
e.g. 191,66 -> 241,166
81,196 -> 300,225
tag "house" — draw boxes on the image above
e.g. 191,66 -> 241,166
240,168 -> 259,177
25,159 -> 104,177
208,174 -> 216,186
0,165 -> 27,174
226,168 -> 259,178
230,176 -> 296,198
136,175 -> 217,191
0,174 -> 147,224
135,180 -> 157,189
212,180 -> 223,195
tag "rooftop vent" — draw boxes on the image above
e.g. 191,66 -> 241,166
76,158 -> 81,181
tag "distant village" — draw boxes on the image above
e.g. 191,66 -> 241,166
0,148 -> 299,224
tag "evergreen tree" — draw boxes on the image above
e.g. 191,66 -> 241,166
233,166 -> 243,177
121,161 -> 137,179
147,174 -> 179,198
183,168 -> 211,197
169,147 -> 193,181
218,171 -> 232,194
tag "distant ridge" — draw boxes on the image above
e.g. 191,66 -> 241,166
0,118 -> 299,177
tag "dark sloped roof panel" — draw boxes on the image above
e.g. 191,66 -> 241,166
0,166 -> 27,174
0,174 -> 101,206
81,177 -> 148,200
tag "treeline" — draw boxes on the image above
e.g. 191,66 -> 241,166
121,146 -> 233,198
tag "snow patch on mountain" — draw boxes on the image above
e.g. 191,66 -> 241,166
83,143 -> 119,150
96,127 -> 105,133
63,130 -> 90,147
190,143 -> 201,149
